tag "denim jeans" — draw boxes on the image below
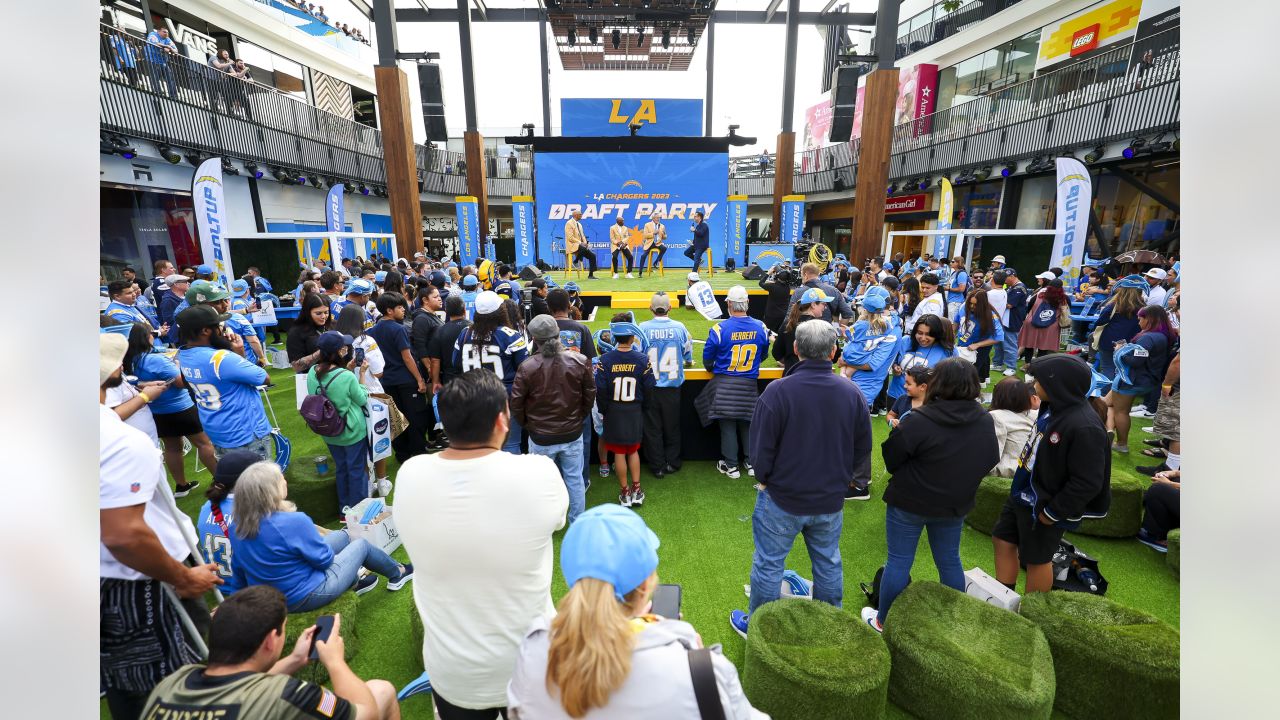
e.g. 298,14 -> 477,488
528,435 -> 586,523
1000,326 -> 1020,368
581,416 -> 593,488
504,413 -> 524,455
719,419 -> 751,468
290,530 -> 402,613
878,505 -> 965,624
1095,347 -> 1116,379
328,439 -> 370,512
214,433 -> 272,462
748,490 -> 843,614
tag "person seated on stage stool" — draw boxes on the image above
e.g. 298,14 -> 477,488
565,210 -> 598,279
683,211 -> 710,272
610,216 -> 635,279
639,211 -> 668,277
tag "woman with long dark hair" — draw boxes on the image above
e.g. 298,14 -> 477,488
306,331 -> 374,508
286,292 -> 330,374
899,275 -> 922,321
772,288 -> 830,371
1018,278 -> 1069,367
1106,305 -> 1176,453
886,314 -> 956,403
955,289 -> 1004,381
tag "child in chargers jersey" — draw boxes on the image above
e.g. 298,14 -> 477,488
639,293 -> 693,476
595,315 -> 656,508
841,293 -> 901,407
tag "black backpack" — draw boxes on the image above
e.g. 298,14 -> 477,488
861,565 -> 909,609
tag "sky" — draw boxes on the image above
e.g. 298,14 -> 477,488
395,0 -> 880,153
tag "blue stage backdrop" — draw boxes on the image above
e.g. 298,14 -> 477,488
561,99 -> 703,137
533,152 -> 728,269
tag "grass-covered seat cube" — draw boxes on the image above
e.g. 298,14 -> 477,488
966,476 -> 1011,535
883,581 -> 1055,720
286,471 -> 341,524
1020,591 -> 1179,719
1076,473 -> 1143,538
1166,529 -> 1180,577
283,589 -> 361,685
743,598 -> 890,720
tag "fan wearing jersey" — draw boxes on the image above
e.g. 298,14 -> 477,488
639,293 -> 692,477
195,449 -> 261,594
698,286 -> 770,479
453,290 -> 530,454
906,272 -> 947,328
886,314 -> 957,402
459,274 -> 480,321
841,293 -> 901,407
596,316 -> 657,507
330,278 -> 376,331
955,289 -> 1005,381
188,280 -> 266,368
176,305 -> 273,461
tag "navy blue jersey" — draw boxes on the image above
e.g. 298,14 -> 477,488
595,348 -> 656,445
453,325 -> 529,390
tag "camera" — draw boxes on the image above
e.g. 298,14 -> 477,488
520,286 -> 535,322
774,263 -> 800,287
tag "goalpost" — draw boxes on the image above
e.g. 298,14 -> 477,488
884,228 -> 1058,269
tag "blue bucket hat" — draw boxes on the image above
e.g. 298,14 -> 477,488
564,281 -> 580,293
346,278 -> 374,296
560,505 -> 660,601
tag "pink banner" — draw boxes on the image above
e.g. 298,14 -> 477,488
895,64 -> 940,137
850,82 -> 867,139
801,99 -> 835,172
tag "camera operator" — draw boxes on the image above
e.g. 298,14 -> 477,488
527,278 -> 550,319
788,263 -> 854,326
759,262 -> 798,333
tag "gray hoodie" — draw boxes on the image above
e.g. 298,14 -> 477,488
507,614 -> 768,720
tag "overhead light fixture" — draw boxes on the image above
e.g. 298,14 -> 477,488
343,182 -> 354,194
221,157 -> 240,175
309,175 -> 323,188
375,186 -> 388,198
567,28 -> 576,46
589,27 -> 598,45
156,142 -> 181,164
1083,145 -> 1105,164
101,133 -> 137,159
643,0 -> 650,7
662,28 -> 671,49
184,150 -> 204,167
244,160 -> 264,178
326,177 -> 342,188
1000,162 -> 1017,178
1122,137 -> 1145,159
974,165 -> 992,181
272,167 -> 292,183
1125,135 -> 1171,159
612,29 -> 621,49
918,178 -> 931,191
887,183 -> 897,194
359,184 -> 370,195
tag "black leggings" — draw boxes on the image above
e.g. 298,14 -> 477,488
434,692 -> 508,720
1021,348 -> 1056,365
1141,482 -> 1180,541
612,246 -> 634,273
975,344 -> 992,380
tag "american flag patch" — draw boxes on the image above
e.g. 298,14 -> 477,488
316,689 -> 337,717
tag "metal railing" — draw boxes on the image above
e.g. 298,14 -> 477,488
892,0 -> 1025,61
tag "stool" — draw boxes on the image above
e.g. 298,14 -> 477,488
701,247 -> 714,276
564,250 -> 583,280
743,598 -> 889,720
643,247 -> 665,277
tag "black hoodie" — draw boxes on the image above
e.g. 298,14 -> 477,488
1014,354 -> 1112,525
881,399 -> 1000,517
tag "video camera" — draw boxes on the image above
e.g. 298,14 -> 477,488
772,262 -> 801,287
520,286 -> 535,323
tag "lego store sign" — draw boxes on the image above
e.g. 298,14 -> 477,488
1036,0 -> 1142,70
1070,24 -> 1101,56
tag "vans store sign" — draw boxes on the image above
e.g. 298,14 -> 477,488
164,18 -> 217,59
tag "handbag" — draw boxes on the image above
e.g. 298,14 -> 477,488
688,647 -> 726,720
369,392 -> 408,439
1057,304 -> 1072,328
957,346 -> 978,363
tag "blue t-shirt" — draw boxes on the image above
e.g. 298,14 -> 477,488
196,496 -> 240,594
228,511 -> 332,607
842,321 -> 900,406
955,310 -> 1005,347
176,346 -> 270,448
886,339 -> 956,398
145,31 -> 176,64
947,270 -> 969,304
367,319 -> 415,387
132,351 -> 193,415
223,312 -> 260,366
703,315 -> 769,378
460,291 -> 479,321
453,325 -> 529,390
639,316 -> 693,388
104,301 -> 155,329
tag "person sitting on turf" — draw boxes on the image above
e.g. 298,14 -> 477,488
1138,469 -> 1180,552
993,354 -> 1111,594
508,505 -> 766,719
863,357 -> 999,632
228,461 -> 413,613
195,449 -> 262,593
140,585 -> 400,719
988,377 -> 1039,478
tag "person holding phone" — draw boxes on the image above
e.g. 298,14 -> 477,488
507,505 -> 766,719
306,331 -> 374,509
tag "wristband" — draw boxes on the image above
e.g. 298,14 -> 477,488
139,391 -> 152,403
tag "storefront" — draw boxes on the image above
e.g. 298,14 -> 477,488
100,186 -> 201,280
884,193 -> 934,259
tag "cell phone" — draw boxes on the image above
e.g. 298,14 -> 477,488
651,583 -> 682,619
308,615 -> 335,661
353,347 -> 366,366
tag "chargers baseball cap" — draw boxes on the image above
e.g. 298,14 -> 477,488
196,264 -> 215,276
800,287 -> 834,304
475,290 -> 503,315
726,285 -> 749,303
560,505 -> 660,601
375,270 -> 388,283
565,281 -> 580,293
347,279 -> 374,296
231,279 -> 250,295
189,280 -> 231,304
461,275 -> 479,288
315,330 -> 354,354
861,293 -> 887,312
212,449 -> 263,491
687,272 -> 701,282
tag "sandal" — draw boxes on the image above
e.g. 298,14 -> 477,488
1141,448 -> 1167,458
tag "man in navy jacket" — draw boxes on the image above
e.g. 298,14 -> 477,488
729,321 -> 873,637
683,211 -> 710,272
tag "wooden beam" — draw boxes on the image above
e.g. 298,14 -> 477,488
850,68 -> 898,264
770,132 -> 795,241
374,66 -> 425,261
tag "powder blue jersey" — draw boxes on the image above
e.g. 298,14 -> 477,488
453,325 -> 529,390
131,351 -> 193,415
955,309 -> 1005,347
196,496 -> 240,593
223,311 -> 260,365
329,298 -> 375,330
104,301 -> 156,329
843,321 -> 901,406
886,339 -> 956,398
176,346 -> 270,448
703,315 -> 770,378
639,316 -> 693,388
461,291 -> 479,321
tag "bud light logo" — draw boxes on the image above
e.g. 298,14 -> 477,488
375,438 -> 390,453
374,419 -> 389,434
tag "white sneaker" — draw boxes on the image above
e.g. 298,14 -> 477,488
612,273 -> 620,279
625,273 -> 634,279
861,606 -> 883,633
744,462 -> 755,477
376,479 -> 393,497
1003,368 -> 1016,377
1129,405 -> 1148,416
716,460 -> 741,479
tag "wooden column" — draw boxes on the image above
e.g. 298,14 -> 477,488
770,132 -> 795,241
850,68 -> 899,264
374,65 -> 424,261
463,131 -> 489,253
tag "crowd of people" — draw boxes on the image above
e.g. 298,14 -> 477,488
99,244 -> 1181,719
284,1 -> 372,44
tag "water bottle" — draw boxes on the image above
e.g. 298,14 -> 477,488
1073,560 -> 1100,592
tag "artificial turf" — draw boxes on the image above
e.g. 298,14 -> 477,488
552,270 -> 751,293
105,346 -> 1179,719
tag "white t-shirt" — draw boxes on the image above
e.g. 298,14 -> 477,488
103,382 -> 158,445
354,335 -> 385,394
907,292 -> 946,330
394,450 -> 568,709
99,405 -> 194,581
987,288 -> 1008,325
1146,285 -> 1168,307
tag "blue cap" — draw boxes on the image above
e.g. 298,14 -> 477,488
494,281 -> 514,297
375,270 -> 388,283
861,293 -> 887,312
865,285 -> 891,301
565,281 -> 580,293
429,270 -> 448,288
461,275 -> 478,288
315,331 -> 353,354
347,278 -> 374,296
800,287 -> 834,304
196,264 -> 214,276
231,279 -> 249,295
560,505 -> 660,601
544,278 -> 559,289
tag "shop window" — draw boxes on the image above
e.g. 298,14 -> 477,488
100,187 -> 200,280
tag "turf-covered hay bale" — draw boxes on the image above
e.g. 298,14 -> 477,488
1020,591 -> 1179,719
1166,529 -> 1180,577
965,476 -> 1011,535
884,581 -> 1054,720
743,598 -> 890,720
288,474 -> 341,524
1076,473 -> 1143,538
284,589 -> 361,685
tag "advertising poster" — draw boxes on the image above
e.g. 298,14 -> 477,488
533,152 -> 728,268
895,63 -> 940,137
455,196 -> 481,268
935,178 -> 954,259
512,196 -> 536,269
560,98 -> 703,136
780,195 -> 806,244
727,195 -> 749,263
801,98 -> 834,171
1036,0 -> 1143,71
192,157 -> 233,287
1052,157 -> 1092,284
851,79 -> 867,139
325,183 -> 352,266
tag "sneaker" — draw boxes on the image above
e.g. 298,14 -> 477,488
1003,368 -> 1017,377
1136,463 -> 1169,477
861,606 -> 884,633
619,488 -> 633,507
716,460 -> 741,479
1143,438 -> 1169,448
599,464 -> 611,478
729,610 -> 749,638
651,467 -> 666,478
612,273 -> 620,279
663,464 -> 679,475
354,574 -> 380,595
1112,443 -> 1129,454
1023,373 -> 1034,384
173,481 -> 199,498
376,479 -> 393,497
744,462 -> 755,477
1136,529 -> 1169,553
387,564 -> 414,591
876,408 -> 888,417
625,273 -> 634,279
845,485 -> 871,501
1133,408 -> 1156,419
630,486 -> 645,506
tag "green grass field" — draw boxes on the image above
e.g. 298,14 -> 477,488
106,349 -> 1178,719
556,268 -> 753,293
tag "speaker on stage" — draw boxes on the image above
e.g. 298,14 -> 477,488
518,264 -> 543,281
828,65 -> 863,143
742,263 -> 766,281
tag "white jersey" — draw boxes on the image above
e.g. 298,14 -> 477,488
687,281 -> 722,320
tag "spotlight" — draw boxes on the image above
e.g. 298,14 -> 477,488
1083,145 -> 1105,164
1125,136 -> 1171,158
1000,162 -> 1016,178
643,0 -> 650,7
918,178 -> 931,191
375,186 -> 388,198
156,142 -> 182,164
359,184 -> 370,195
567,28 -> 576,46
589,27 -> 598,45
612,29 -> 621,49
662,28 -> 671,49
272,167 -> 292,183
326,177 -> 342,188
343,182 -> 354,194
974,165 -> 991,181
184,150 -> 204,166
244,160 -> 264,178
1122,137 -> 1145,159
221,157 -> 240,175
887,183 -> 897,194
102,133 -> 137,159
688,28 -> 696,44
309,175 -> 323,188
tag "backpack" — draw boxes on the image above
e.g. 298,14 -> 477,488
1029,300 -> 1060,328
300,370 -> 347,437
1051,540 -> 1108,595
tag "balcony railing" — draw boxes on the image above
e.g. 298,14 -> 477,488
892,0 -> 1025,61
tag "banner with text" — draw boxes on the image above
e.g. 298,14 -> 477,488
749,244 -> 793,271
561,98 -> 703,137
727,195 -> 749,262
192,157 -> 233,287
533,152 -> 728,268
455,196 -> 481,268
325,183 -> 352,266
1053,157 -> 1092,284
512,196 -> 536,269
935,178 -> 954,259
780,195 -> 806,244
